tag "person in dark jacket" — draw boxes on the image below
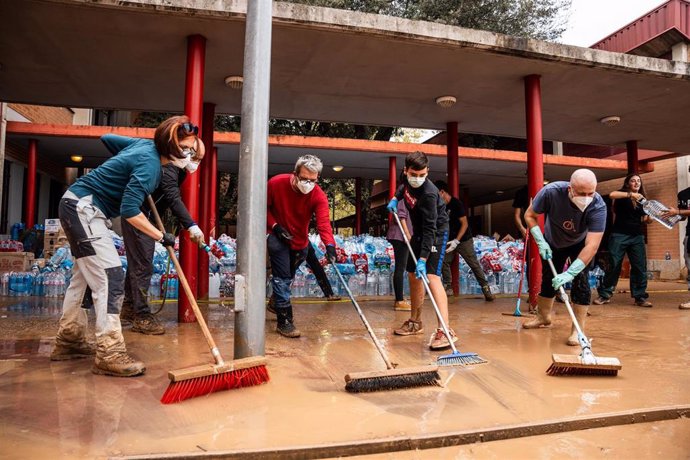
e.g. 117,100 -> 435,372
50,115 -> 199,377
387,151 -> 458,350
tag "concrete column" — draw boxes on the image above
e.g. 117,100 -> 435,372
525,75 -> 544,308
179,34 -> 206,323
25,139 -> 37,229
672,42 -> 689,62
197,102 -> 215,299
626,140 -> 639,174
552,141 -> 563,156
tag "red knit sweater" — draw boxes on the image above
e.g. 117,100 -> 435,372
266,173 -> 335,250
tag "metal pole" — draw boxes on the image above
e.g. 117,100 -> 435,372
446,121 -> 460,295
235,0 -> 272,358
25,139 -> 38,229
179,34 -> 206,322
525,75 -> 544,308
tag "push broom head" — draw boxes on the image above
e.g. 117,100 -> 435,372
161,356 -> 269,404
344,365 -> 441,393
547,353 -> 621,376
437,351 -> 487,367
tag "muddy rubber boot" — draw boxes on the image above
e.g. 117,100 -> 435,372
92,351 -> 146,377
481,285 -> 495,302
276,306 -> 301,338
120,301 -> 135,326
566,304 -> 588,346
131,313 -> 165,335
523,296 -> 554,329
50,337 -> 96,361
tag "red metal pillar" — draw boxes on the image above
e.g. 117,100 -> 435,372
197,102 -> 215,299
355,177 -> 362,235
209,147 -> 218,239
388,156 -> 396,227
179,34 -> 206,322
626,140 -> 639,174
24,139 -> 37,229
446,122 -> 460,295
525,75 -> 544,308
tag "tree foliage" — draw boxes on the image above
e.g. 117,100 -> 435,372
291,0 -> 571,41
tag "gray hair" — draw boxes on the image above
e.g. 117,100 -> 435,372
294,154 -> 323,175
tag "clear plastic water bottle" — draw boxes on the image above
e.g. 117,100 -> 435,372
366,269 -> 378,296
305,272 -> 318,297
32,272 -> 44,296
0,272 -> 9,296
149,273 -> 161,299
378,268 -> 390,296
56,272 -> 66,297
348,273 -> 360,296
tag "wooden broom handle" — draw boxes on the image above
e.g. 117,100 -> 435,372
146,195 -> 224,366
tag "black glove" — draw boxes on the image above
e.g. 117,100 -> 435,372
273,224 -> 293,244
159,232 -> 176,247
326,245 -> 337,263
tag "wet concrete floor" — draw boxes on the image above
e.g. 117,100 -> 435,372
0,279 -> 689,459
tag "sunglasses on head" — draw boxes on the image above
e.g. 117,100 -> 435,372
179,122 -> 199,136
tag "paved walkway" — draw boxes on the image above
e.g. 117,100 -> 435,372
0,279 -> 688,459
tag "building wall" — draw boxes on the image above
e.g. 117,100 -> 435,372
8,103 -> 73,125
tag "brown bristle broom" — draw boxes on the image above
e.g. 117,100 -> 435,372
146,196 -> 269,404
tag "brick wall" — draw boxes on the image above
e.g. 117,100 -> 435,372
8,103 -> 73,125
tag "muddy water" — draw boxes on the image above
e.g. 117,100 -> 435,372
0,291 -> 689,459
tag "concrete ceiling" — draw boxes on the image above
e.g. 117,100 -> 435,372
1,1 -> 690,155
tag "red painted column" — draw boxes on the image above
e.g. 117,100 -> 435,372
525,75 -> 544,308
355,177 -> 362,235
25,139 -> 37,229
388,156 -> 396,228
626,140 -> 639,174
179,34 -> 206,322
446,122 -> 460,295
209,147 -> 218,239
197,102 -> 215,299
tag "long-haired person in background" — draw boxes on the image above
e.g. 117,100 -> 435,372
594,173 -> 652,308
50,116 -> 200,377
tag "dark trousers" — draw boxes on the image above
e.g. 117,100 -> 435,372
121,218 -> 156,315
442,238 -> 488,290
267,234 -> 308,309
388,239 -> 409,301
597,233 -> 648,300
540,239 -> 591,305
305,243 -> 334,297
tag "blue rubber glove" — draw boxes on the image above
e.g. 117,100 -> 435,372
415,258 -> 427,280
552,258 -> 586,290
529,226 -> 552,260
386,197 -> 399,214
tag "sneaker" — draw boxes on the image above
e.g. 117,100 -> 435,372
679,302 -> 690,310
394,319 -> 423,336
429,328 -> 459,350
481,285 -> 495,302
120,302 -> 135,326
276,320 -> 301,338
635,298 -> 653,308
131,313 -> 165,335
393,300 -> 411,311
92,352 -> 145,377
593,296 -> 610,305
50,340 -> 96,361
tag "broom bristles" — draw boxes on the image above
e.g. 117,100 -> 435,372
345,366 -> 441,393
437,351 -> 487,367
546,353 -> 621,377
161,364 -> 269,404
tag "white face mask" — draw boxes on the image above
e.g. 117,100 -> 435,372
570,192 -> 593,212
171,156 -> 191,170
407,175 -> 426,189
297,180 -> 316,194
185,161 -> 200,173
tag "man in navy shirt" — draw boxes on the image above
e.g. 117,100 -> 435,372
522,169 -> 606,345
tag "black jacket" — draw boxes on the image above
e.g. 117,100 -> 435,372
395,179 -> 448,259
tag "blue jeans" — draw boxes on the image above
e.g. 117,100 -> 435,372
598,233 -> 648,300
267,234 -> 307,309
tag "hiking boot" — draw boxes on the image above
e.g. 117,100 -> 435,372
567,304 -> 588,346
120,302 -> 135,326
50,340 -> 96,361
131,313 -> 165,335
680,302 -> 690,310
482,285 -> 495,302
429,328 -> 458,350
92,352 -> 146,377
394,300 -> 411,311
276,306 -> 301,338
394,319 -> 423,336
523,296 -> 554,329
593,296 -> 610,305
634,298 -> 653,308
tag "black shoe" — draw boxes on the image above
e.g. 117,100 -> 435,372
635,298 -> 653,308
276,320 -> 301,338
131,313 -> 165,335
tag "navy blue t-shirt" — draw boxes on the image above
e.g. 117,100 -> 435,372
532,181 -> 607,249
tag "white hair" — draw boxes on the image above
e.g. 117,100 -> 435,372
294,154 -> 323,175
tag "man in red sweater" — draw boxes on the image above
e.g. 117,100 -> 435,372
267,155 -> 337,337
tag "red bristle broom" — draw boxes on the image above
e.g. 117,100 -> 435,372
146,196 -> 269,404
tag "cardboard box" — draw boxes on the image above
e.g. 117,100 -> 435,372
44,230 -> 68,255
0,252 -> 35,273
44,219 -> 62,233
